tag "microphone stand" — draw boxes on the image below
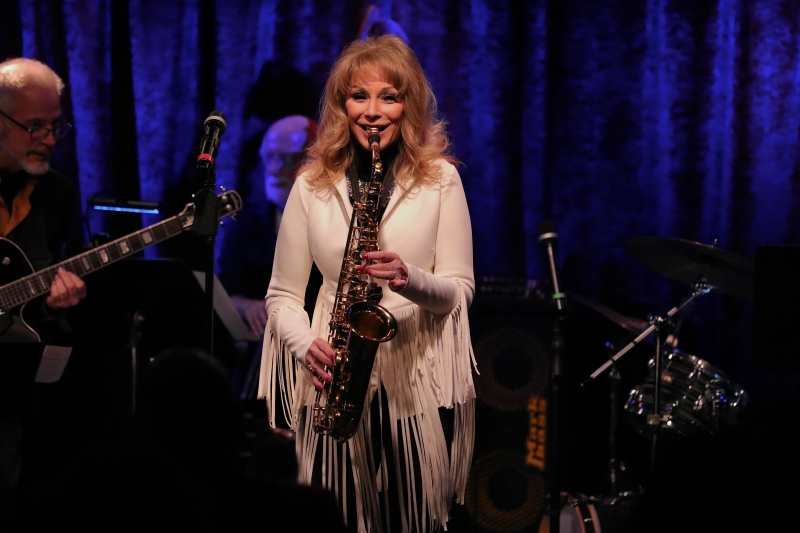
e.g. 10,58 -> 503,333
193,111 -> 226,359
539,222 -> 565,533
194,157 -> 219,358
546,293 -> 565,533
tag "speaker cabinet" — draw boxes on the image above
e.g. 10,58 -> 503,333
460,282 -> 553,533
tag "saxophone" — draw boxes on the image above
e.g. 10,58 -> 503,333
312,127 -> 398,442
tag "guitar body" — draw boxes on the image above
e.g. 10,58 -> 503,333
0,237 -> 42,343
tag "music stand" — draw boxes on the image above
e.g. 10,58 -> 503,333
754,245 -> 800,370
192,271 -> 259,344
0,343 -> 71,390
69,258 -> 246,411
0,340 -> 71,378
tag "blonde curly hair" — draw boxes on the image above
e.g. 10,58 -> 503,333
299,35 -> 456,189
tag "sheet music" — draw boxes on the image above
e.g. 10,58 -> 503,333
193,271 -> 260,343
35,345 -> 72,383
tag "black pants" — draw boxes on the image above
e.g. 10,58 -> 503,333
311,388 -> 454,533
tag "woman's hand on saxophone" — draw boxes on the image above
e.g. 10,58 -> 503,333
306,338 -> 335,390
360,251 -> 409,292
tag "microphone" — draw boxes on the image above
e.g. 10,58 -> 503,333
538,220 -> 566,312
197,110 -> 227,170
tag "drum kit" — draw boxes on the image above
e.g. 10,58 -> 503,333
542,235 -> 752,533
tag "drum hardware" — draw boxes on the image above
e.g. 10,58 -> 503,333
581,283 -> 711,389
607,358 -> 620,496
569,291 -> 648,494
624,349 -> 749,438
583,278 -> 712,472
565,236 -> 752,530
706,379 -> 727,434
620,235 -> 753,439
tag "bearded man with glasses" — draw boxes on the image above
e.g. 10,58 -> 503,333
0,57 -> 86,527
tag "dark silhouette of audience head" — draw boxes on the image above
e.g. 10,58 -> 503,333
31,345 -> 345,532
135,346 -> 242,473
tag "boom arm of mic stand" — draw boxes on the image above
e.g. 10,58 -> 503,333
581,283 -> 712,388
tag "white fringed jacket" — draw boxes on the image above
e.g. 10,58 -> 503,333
259,159 -> 477,533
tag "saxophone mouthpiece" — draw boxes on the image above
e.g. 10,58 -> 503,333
366,127 -> 381,149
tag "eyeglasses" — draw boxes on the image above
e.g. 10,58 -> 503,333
0,109 -> 72,142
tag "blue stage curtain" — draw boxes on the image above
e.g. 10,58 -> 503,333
3,0 -> 800,399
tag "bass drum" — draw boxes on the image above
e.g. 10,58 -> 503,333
625,348 -> 749,437
538,493 -> 639,533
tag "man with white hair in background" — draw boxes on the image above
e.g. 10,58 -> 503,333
0,57 -> 86,523
261,115 -> 317,227
218,115 -> 319,399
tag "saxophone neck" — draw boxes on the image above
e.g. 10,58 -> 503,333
367,127 -> 382,180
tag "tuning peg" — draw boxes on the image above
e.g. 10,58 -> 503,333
219,220 -> 224,226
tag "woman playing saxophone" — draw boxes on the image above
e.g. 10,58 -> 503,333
259,35 -> 476,533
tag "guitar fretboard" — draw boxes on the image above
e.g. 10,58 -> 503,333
0,213 -> 190,311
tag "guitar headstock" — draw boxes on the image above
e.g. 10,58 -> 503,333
217,190 -> 242,220
179,190 -> 243,231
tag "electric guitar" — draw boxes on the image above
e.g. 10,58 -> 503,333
0,190 -> 242,343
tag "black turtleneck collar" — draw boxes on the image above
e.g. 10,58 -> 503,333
353,141 -> 400,182
346,140 -> 400,219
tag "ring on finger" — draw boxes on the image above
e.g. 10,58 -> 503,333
391,268 -> 398,280
307,361 -> 315,375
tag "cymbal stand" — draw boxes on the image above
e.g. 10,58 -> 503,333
605,344 -> 621,497
582,282 -> 711,470
648,314 -> 672,469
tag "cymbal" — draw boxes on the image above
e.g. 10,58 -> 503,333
569,292 -> 651,335
624,236 -> 754,297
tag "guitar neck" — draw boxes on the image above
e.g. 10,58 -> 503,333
0,212 -> 190,311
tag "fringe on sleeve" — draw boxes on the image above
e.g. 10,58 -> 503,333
421,280 -> 478,408
450,398 -> 475,503
258,305 -> 305,430
419,279 -> 478,504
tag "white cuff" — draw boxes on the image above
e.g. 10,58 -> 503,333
268,306 -> 316,366
396,263 -> 459,315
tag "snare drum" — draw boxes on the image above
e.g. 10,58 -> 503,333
624,349 -> 749,437
537,493 -> 597,533
538,493 -> 638,533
